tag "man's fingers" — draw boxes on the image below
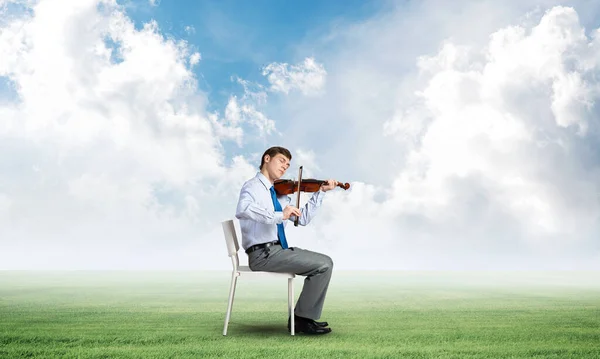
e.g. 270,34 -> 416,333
284,205 -> 301,218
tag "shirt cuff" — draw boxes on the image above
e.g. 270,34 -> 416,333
275,211 -> 284,224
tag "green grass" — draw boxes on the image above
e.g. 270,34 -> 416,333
1,271 -> 599,358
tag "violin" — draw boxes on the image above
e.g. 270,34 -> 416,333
273,179 -> 350,195
274,166 -> 350,226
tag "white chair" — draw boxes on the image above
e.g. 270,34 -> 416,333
221,219 -> 296,336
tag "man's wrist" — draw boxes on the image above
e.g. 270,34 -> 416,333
275,211 -> 284,224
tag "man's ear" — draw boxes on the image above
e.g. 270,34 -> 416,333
264,155 -> 270,163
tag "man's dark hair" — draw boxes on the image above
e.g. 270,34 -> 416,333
260,146 -> 292,170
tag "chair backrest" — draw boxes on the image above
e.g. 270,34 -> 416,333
222,220 -> 240,270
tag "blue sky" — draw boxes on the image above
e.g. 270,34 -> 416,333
0,76 -> 16,103
122,0 -> 387,113
1,0 -> 600,270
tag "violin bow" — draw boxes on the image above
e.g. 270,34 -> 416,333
294,166 -> 302,226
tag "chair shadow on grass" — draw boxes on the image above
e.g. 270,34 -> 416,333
226,321 -> 291,337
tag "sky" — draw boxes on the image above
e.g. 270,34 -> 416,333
1,0 -> 600,270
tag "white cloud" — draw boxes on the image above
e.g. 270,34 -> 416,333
262,57 -> 327,96
293,149 -> 321,178
3,0 -> 600,271
234,76 -> 268,105
239,103 -> 276,139
384,7 -> 600,236
184,25 -> 195,35
271,3 -> 600,270
0,193 -> 10,213
208,98 -> 243,146
0,0 -> 254,269
381,6 -> 600,267
208,94 -> 277,147
189,51 -> 200,66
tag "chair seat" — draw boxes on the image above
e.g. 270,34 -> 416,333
222,219 -> 296,335
236,266 -> 295,278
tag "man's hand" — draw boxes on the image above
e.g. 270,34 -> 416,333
282,205 -> 301,220
320,179 -> 338,192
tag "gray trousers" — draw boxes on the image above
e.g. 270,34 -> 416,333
248,245 -> 333,320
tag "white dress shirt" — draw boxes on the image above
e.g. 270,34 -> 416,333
235,172 -> 325,250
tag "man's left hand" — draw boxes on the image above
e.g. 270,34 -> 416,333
320,179 -> 338,192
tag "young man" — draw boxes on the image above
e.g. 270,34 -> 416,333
235,146 -> 337,335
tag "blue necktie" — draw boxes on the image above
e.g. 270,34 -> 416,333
270,186 -> 289,249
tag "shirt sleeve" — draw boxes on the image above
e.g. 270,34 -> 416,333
235,184 -> 284,225
287,189 -> 326,226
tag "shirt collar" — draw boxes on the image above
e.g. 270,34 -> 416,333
256,172 -> 273,190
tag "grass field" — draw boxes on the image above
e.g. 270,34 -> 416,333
1,271 -> 599,358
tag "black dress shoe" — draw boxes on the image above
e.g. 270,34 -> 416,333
295,319 -> 332,335
288,315 -> 332,334
288,315 -> 329,329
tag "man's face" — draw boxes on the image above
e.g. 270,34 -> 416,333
265,153 -> 291,179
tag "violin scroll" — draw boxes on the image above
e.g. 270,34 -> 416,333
338,182 -> 350,190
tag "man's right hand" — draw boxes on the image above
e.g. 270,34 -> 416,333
282,205 -> 301,220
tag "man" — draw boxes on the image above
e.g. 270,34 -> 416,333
235,146 -> 337,335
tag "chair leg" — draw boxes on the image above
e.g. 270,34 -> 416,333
288,277 -> 294,336
223,273 -> 238,336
